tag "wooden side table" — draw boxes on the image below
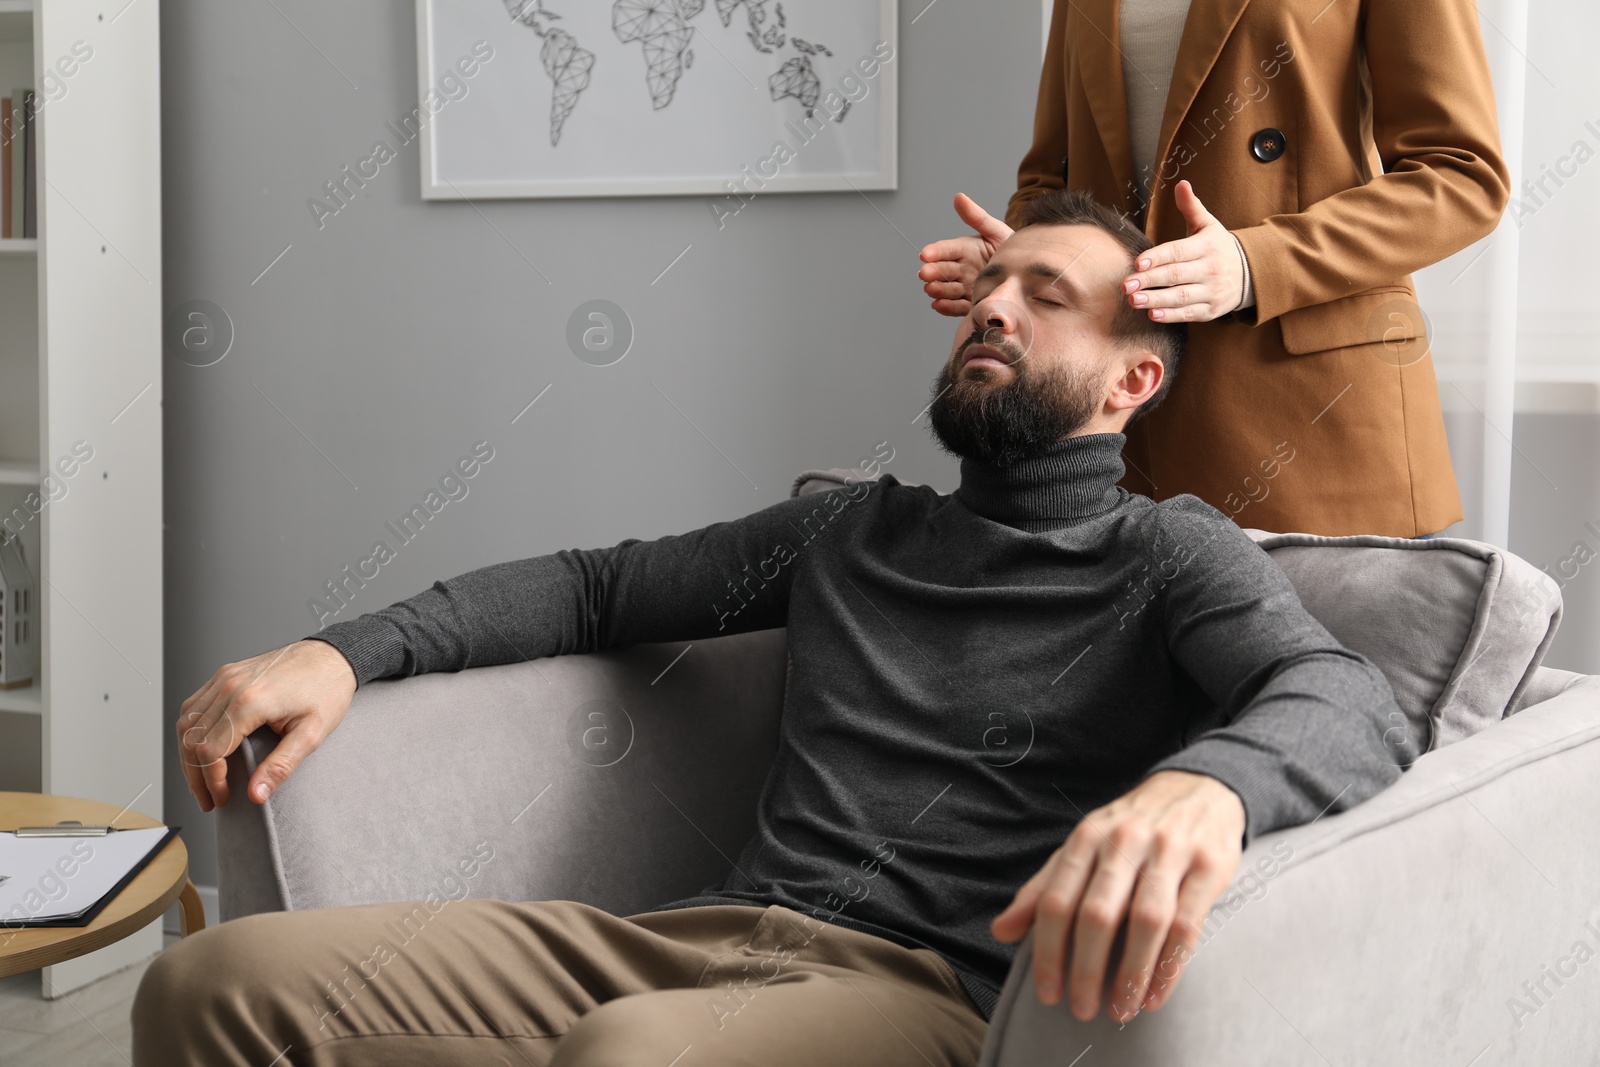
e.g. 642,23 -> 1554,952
0,791 -> 203,978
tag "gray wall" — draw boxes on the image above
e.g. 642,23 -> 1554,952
159,1 -> 1043,889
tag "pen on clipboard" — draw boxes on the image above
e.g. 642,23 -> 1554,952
10,822 -> 119,837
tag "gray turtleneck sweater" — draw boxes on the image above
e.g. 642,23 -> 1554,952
305,433 -> 1402,1019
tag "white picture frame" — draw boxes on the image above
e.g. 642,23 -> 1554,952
415,0 -> 898,201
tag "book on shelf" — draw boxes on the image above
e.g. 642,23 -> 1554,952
2,89 -> 33,241
1,94 -> 10,239
20,89 -> 34,239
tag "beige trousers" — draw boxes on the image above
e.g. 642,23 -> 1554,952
131,897 -> 990,1066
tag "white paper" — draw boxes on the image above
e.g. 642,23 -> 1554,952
0,827 -> 172,925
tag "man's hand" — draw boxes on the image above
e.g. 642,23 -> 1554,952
917,192 -> 1014,316
177,639 -> 358,812
991,769 -> 1245,1023
1122,180 -> 1246,323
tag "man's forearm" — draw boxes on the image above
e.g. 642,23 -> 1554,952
301,481 -> 878,688
1152,499 -> 1410,847
304,553 -> 600,686
1144,647 -> 1405,846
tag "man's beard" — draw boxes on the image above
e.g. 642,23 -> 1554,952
927,334 -> 1103,466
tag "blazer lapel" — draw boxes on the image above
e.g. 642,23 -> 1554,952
1075,0 -> 1135,212
1147,0 -> 1254,234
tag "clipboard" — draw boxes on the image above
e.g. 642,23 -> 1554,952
0,824 -> 181,929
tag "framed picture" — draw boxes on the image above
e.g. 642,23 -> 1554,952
415,0 -> 898,201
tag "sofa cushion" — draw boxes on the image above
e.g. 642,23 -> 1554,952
1240,531 -> 1563,750
789,468 -> 1564,755
791,467 -> 893,498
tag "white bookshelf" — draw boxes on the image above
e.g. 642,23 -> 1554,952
0,677 -> 40,712
0,455 -> 35,483
0,0 -> 164,998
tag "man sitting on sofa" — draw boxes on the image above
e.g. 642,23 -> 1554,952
136,188 -> 1406,1067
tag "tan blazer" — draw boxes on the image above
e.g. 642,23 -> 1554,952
1006,0 -> 1510,537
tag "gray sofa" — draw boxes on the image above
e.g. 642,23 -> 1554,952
219,468 -> 1600,1066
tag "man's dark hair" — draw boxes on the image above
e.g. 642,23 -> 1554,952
1014,188 -> 1186,426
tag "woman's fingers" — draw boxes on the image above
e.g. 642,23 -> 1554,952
1123,237 -> 1232,321
1134,285 -> 1207,313
1145,299 -> 1216,323
1172,179 -> 1220,235
952,192 -> 1014,243
917,236 -> 985,315
1132,262 -> 1203,302
918,195 -> 1011,316
1127,274 -> 1209,319
918,235 -> 983,266
917,259 -> 972,283
1125,237 -> 1207,292
1121,182 -> 1241,322
922,280 -> 969,302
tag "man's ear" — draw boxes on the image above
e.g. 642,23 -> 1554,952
1108,346 -> 1163,417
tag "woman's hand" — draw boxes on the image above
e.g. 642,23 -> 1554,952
1123,180 -> 1246,323
917,192 -> 1014,317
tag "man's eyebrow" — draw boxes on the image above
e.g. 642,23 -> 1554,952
974,259 -> 1088,299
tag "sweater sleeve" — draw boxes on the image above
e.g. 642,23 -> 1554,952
1138,497 -> 1407,846
302,480 -> 880,688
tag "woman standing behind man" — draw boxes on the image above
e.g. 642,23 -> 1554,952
919,0 -> 1511,537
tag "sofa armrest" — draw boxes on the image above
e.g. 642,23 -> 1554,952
1510,663 -> 1586,714
981,675 -> 1600,1067
219,628 -> 788,922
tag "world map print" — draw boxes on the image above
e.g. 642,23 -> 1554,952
502,0 -> 849,146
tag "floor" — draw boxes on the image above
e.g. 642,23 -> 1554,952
0,931 -> 178,1066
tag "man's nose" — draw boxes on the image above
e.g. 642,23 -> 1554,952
972,290 -> 1021,336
